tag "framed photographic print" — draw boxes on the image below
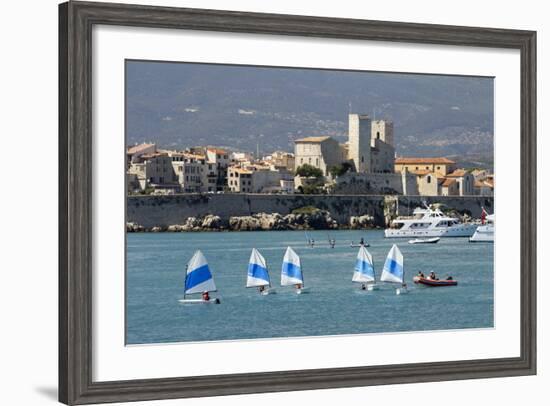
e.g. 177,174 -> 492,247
59,1 -> 536,404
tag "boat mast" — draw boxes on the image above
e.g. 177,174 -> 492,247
183,263 -> 189,300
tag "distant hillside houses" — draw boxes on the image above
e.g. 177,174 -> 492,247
394,157 -> 494,196
126,143 -> 296,195
126,112 -> 493,196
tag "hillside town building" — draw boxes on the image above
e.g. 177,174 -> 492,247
394,157 -> 456,177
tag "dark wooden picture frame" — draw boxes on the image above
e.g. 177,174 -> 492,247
59,1 -> 537,404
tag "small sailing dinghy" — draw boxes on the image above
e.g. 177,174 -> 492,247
179,250 -> 220,304
352,245 -> 379,291
408,237 -> 440,244
305,231 -> 315,248
380,244 -> 408,295
281,247 -> 307,294
350,242 -> 370,248
247,248 -> 275,295
327,232 -> 336,249
350,237 -> 370,248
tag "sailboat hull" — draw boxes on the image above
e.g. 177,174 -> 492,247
179,298 -> 221,304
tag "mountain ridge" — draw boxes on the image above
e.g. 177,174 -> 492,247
126,61 -> 494,166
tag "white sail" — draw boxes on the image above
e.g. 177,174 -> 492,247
184,250 -> 217,295
380,244 -> 404,284
352,246 -> 375,283
281,247 -> 304,286
246,248 -> 270,287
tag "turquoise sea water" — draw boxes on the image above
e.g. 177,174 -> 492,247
126,230 -> 494,344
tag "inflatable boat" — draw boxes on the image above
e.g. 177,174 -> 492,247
413,276 -> 458,287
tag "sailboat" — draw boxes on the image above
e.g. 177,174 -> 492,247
352,245 -> 379,291
304,231 -> 314,248
281,247 -> 307,294
327,232 -> 336,248
380,244 -> 408,295
246,248 -> 275,295
178,250 -> 220,304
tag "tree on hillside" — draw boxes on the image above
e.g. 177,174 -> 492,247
295,164 -> 324,178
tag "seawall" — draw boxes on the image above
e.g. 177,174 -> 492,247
127,194 -> 494,228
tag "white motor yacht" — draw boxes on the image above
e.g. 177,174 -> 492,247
385,206 -> 477,238
469,214 -> 495,242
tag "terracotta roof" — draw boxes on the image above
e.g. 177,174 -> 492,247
183,153 -> 206,160
127,143 -> 155,154
441,178 -> 456,187
207,147 -> 228,154
231,167 -> 253,174
447,169 -> 468,177
474,180 -> 485,188
475,179 -> 495,188
395,157 -> 456,165
294,136 -> 333,143
141,152 -> 167,159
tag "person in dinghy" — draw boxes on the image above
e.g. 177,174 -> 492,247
200,291 -> 220,303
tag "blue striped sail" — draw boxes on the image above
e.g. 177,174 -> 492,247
281,247 -> 303,286
247,248 -> 270,288
184,250 -> 217,295
352,245 -> 375,283
380,244 -> 404,284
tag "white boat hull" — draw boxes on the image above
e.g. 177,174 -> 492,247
385,224 -> 477,238
296,287 -> 309,295
469,225 -> 494,242
408,237 -> 440,244
396,287 -> 409,295
260,288 -> 276,295
179,298 -> 220,304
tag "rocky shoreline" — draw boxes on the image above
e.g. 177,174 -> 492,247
126,210 -> 377,232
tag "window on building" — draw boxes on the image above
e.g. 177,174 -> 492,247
427,176 -> 431,184
361,156 -> 364,163
377,131 -> 380,139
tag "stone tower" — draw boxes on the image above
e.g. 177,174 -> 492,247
348,114 -> 372,173
371,120 -> 394,146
